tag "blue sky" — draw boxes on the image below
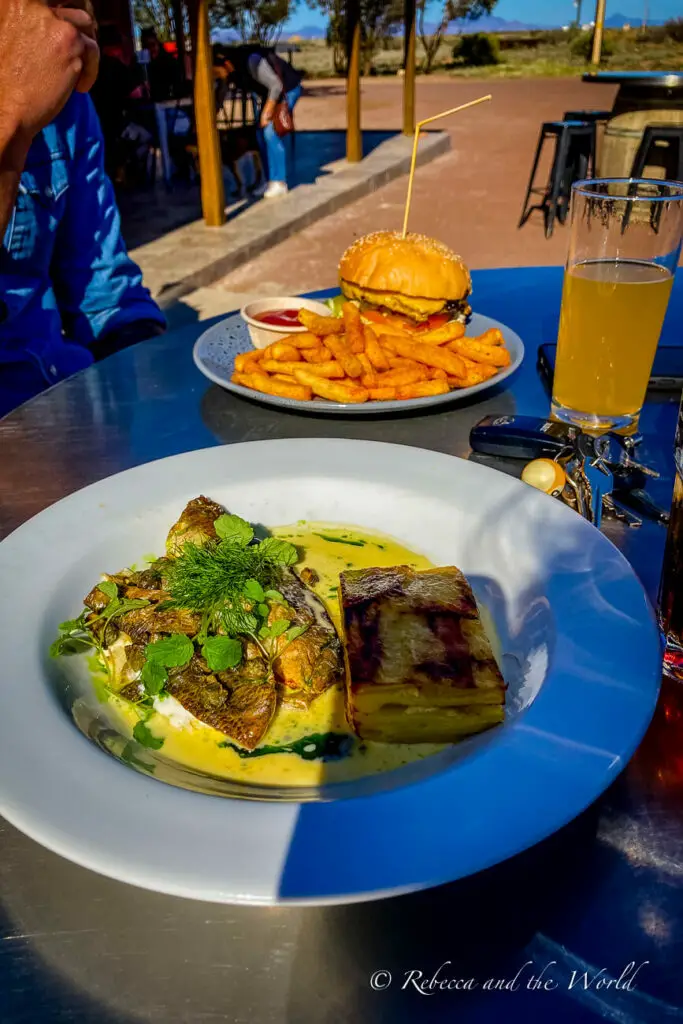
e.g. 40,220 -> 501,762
286,0 -> 683,31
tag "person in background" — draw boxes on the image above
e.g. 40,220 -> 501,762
140,26 -> 183,102
90,24 -> 143,180
0,0 -> 165,418
244,49 -> 303,199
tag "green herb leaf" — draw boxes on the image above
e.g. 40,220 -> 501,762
49,634 -> 94,658
269,618 -> 290,638
285,624 -> 308,644
257,602 -> 269,619
258,537 -> 298,566
214,514 -> 254,547
98,580 -> 118,601
133,721 -> 164,750
107,597 -> 150,618
263,589 -> 284,602
140,660 -> 168,695
145,634 -> 194,667
57,616 -> 87,633
202,636 -> 243,672
259,625 -> 271,638
243,578 -> 265,602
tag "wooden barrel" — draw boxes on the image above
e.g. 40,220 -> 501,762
600,107 -> 683,178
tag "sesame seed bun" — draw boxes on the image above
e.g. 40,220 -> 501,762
338,231 -> 471,321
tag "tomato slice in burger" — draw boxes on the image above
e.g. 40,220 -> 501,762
415,312 -> 451,332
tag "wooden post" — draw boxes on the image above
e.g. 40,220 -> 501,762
591,0 -> 606,66
346,0 -> 361,162
403,0 -> 416,136
191,0 -> 225,226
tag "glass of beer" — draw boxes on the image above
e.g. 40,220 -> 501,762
552,178 -> 683,431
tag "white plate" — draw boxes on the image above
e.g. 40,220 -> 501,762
0,440 -> 660,904
193,312 -> 524,414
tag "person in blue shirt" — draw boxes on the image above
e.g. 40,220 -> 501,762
0,0 -> 164,418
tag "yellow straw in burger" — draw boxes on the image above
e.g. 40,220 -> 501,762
402,96 -> 492,239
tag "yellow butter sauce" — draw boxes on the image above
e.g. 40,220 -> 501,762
99,524 -> 449,788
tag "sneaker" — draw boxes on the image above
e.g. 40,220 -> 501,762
263,181 -> 288,199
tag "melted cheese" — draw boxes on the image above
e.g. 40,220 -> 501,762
97,524 -> 454,788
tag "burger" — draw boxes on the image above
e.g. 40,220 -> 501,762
338,230 -> 472,331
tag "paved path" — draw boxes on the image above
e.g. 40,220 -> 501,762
208,77 -> 615,302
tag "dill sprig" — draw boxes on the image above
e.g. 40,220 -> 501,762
164,536 -> 297,612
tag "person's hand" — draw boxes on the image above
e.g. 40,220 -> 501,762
0,0 -> 97,157
260,99 -> 276,129
51,1 -> 99,93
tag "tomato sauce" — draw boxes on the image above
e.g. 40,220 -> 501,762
253,309 -> 303,328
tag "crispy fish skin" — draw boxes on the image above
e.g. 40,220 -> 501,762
273,570 -> 344,705
166,654 -> 277,750
340,565 -> 505,743
166,495 -> 226,556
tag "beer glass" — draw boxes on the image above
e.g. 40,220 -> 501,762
552,179 -> 683,432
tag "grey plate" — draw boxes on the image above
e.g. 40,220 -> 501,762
192,311 -> 525,415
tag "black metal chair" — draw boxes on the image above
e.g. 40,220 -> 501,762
519,121 -> 596,238
562,110 -> 611,123
630,124 -> 683,182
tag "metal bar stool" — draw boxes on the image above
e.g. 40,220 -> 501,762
519,121 -> 596,238
630,124 -> 683,182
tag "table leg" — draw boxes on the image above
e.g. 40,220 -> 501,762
154,104 -> 172,187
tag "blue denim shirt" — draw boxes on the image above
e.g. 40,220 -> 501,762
0,92 -> 163,408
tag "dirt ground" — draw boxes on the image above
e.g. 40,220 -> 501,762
210,76 -> 617,298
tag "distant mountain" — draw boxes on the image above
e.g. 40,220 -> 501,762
451,15 -> 551,32
283,25 -> 326,40
604,11 -> 665,25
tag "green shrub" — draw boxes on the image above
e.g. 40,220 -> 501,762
665,18 -> 683,43
452,32 -> 500,66
570,30 -> 615,61
635,24 -> 668,43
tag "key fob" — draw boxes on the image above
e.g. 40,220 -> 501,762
469,415 -> 575,460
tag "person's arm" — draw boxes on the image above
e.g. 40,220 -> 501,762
0,0 -> 97,240
51,94 -> 165,349
248,55 -> 281,127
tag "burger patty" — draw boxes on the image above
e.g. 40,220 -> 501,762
341,281 -> 471,324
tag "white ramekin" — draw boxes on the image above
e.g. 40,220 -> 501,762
240,296 -> 333,349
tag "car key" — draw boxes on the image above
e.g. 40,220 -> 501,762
575,435 -> 615,528
469,415 -> 576,461
612,486 -> 670,525
603,494 -> 643,528
598,434 -> 659,480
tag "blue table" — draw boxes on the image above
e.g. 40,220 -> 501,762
0,266 -> 682,1023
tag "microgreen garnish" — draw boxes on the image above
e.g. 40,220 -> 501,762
214,513 -> 254,546
145,634 -> 194,668
133,720 -> 164,750
201,636 -> 242,672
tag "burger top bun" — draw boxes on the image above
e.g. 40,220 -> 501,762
338,231 -> 471,304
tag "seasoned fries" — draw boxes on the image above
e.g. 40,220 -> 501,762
364,326 -> 391,371
298,309 -> 345,336
293,367 -> 369,403
232,303 -> 514,405
233,371 -> 312,402
261,359 -> 344,379
416,321 -> 466,346
325,334 -> 364,379
449,337 -> 511,367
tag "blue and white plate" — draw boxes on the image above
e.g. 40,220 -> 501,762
0,440 -> 661,904
193,312 -> 524,414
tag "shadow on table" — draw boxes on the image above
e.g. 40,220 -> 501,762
119,130 -> 397,252
281,806 -> 603,1023
199,382 -> 518,460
